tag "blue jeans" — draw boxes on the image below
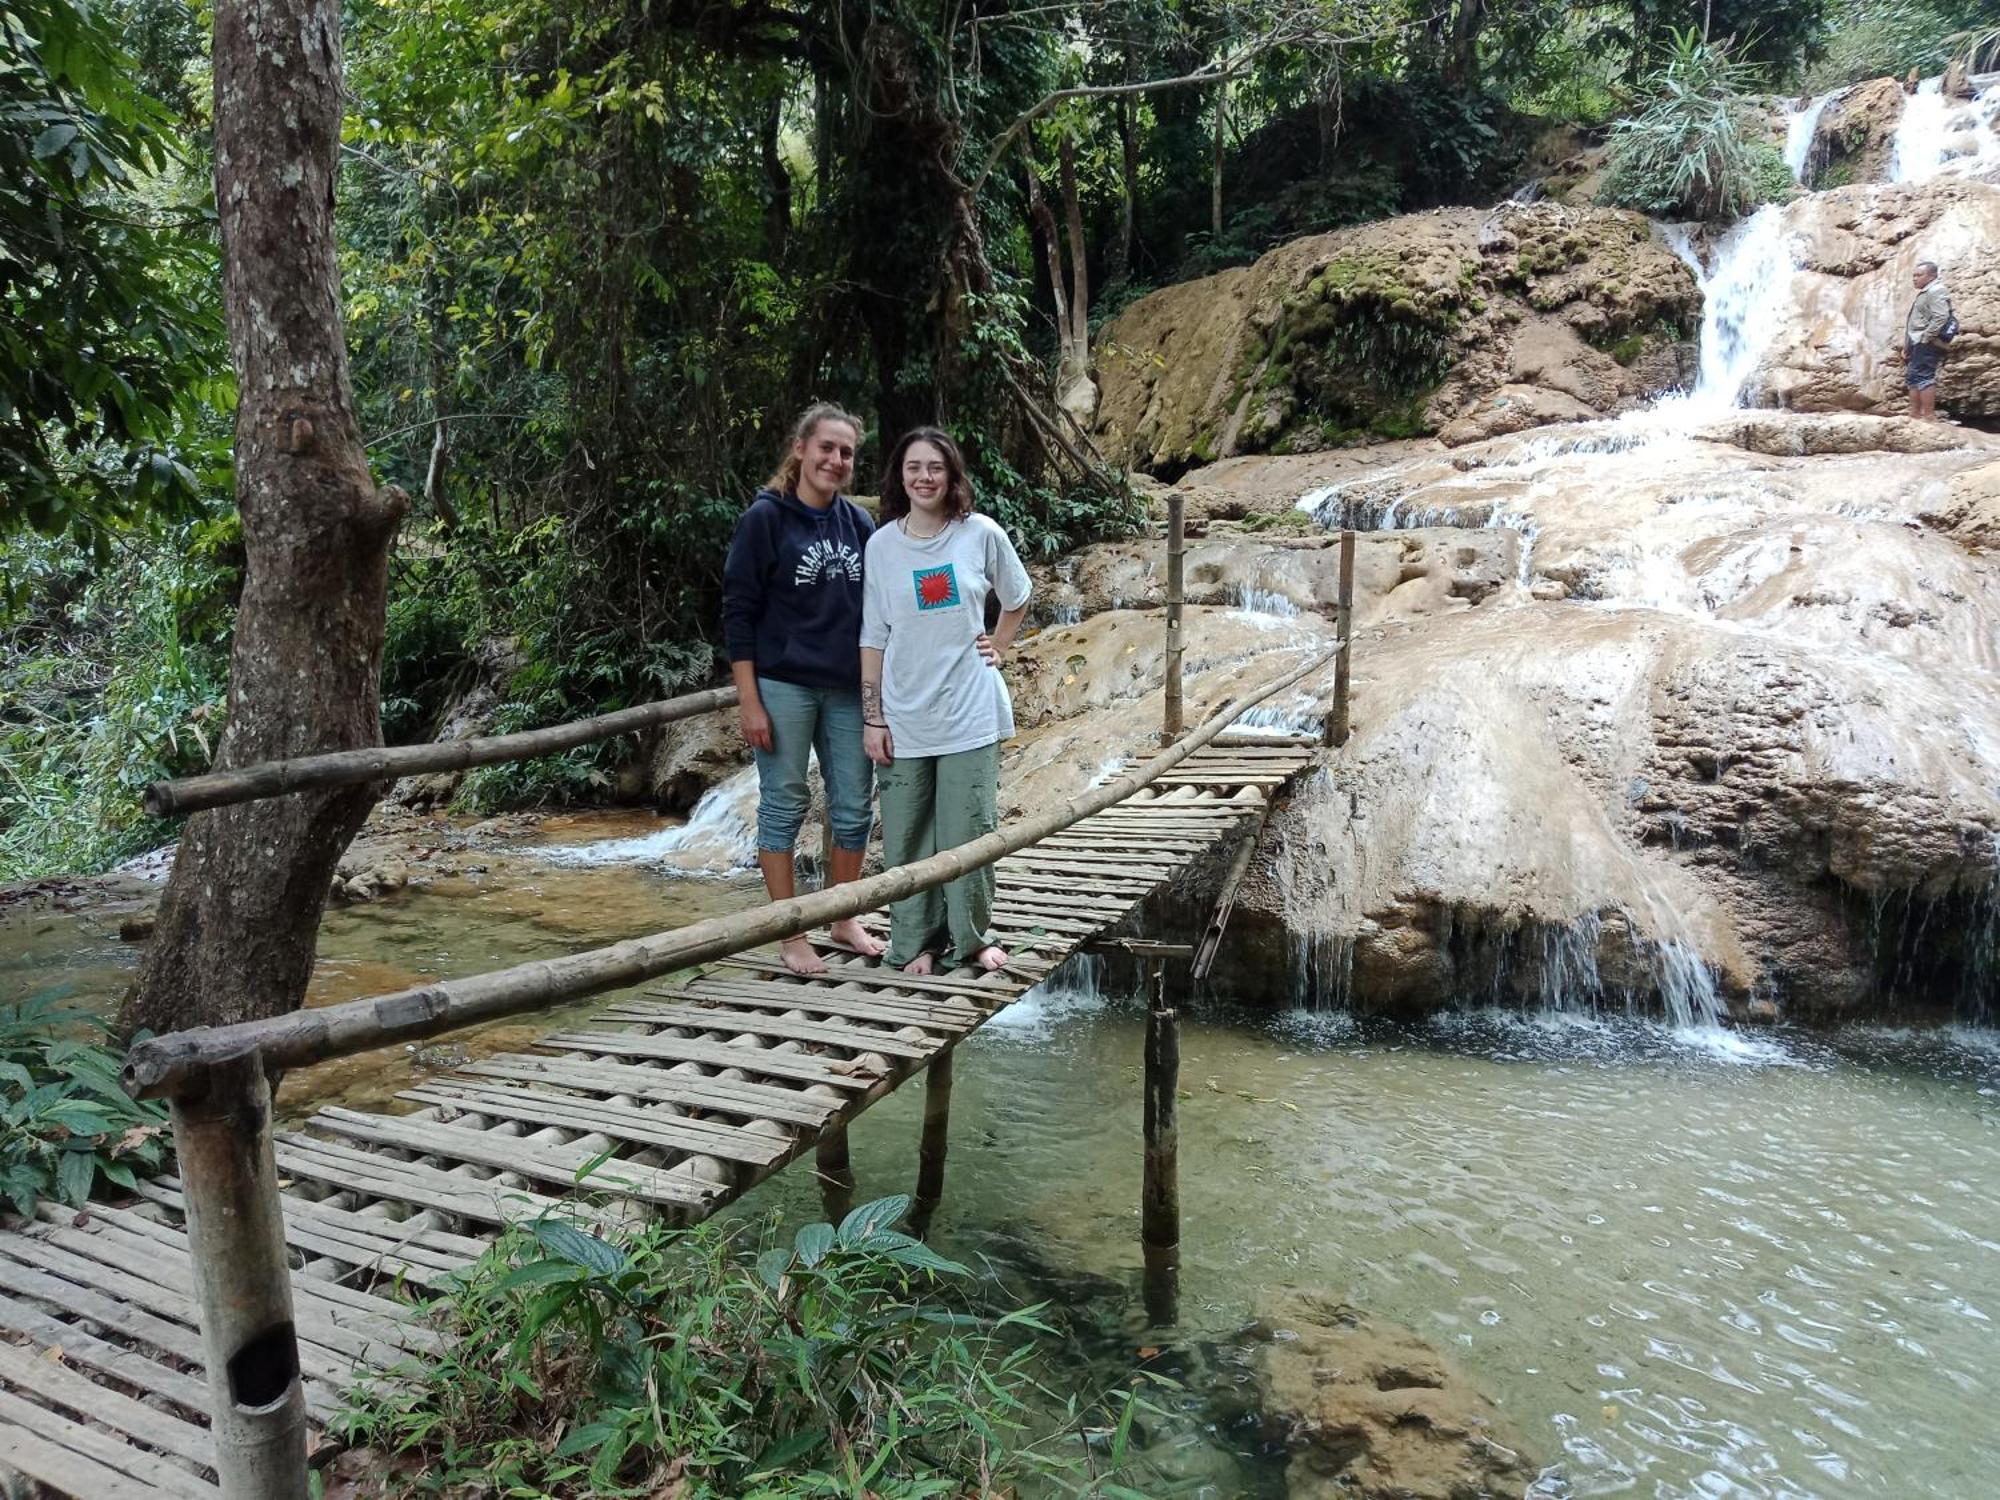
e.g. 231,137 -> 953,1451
752,676 -> 873,853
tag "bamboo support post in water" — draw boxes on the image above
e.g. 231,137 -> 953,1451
1191,807 -> 1271,983
169,1048 -> 308,1500
1141,960 -> 1180,1252
1330,528 -> 1356,748
143,684 -> 740,817
1162,492 -> 1186,743
124,646 -> 1335,1101
815,1125 -> 855,1224
913,1047 -> 954,1221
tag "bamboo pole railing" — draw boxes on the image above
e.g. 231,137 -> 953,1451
123,645 -> 1334,1100
142,684 -> 742,818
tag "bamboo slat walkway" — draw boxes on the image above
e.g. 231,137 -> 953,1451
0,742 -> 1313,1498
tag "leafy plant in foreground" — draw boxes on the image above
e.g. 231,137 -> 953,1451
0,992 -> 169,1218
342,1194 -> 1163,1498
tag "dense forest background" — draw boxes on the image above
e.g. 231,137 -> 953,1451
4,0 -> 1994,879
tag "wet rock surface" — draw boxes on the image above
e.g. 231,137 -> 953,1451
1252,1291 -> 1538,1500
1002,413 -> 2000,1022
1747,179 -> 2000,420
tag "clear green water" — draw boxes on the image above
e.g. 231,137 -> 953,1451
5,820 -> 1996,1498
736,975 -> 2000,1499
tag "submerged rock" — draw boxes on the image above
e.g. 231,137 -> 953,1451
1252,1291 -> 1538,1500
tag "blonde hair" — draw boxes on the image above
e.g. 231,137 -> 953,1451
766,402 -> 864,494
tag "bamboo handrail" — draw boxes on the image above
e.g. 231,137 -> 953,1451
123,647 -> 1335,1100
141,685 -> 742,818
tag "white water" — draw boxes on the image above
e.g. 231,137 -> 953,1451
1662,205 -> 1800,412
538,765 -> 761,875
1783,91 -> 1839,184
1892,76 -> 2000,184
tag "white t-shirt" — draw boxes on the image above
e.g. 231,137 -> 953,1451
860,513 -> 1034,758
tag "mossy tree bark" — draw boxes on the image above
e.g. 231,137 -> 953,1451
119,0 -> 404,1041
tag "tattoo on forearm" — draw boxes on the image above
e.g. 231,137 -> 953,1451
862,680 -> 883,722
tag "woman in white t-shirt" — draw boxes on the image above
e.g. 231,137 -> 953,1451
860,428 -> 1033,974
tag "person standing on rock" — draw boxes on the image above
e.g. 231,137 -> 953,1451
1902,260 -> 1955,421
860,428 -> 1032,976
722,402 -> 886,975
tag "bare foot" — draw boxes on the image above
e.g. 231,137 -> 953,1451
970,944 -> 1009,972
901,952 -> 936,976
829,916 -> 885,957
780,936 -> 828,976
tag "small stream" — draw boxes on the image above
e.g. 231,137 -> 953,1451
5,816 -> 1995,1497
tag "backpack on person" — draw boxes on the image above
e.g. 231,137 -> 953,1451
1938,306 -> 1961,344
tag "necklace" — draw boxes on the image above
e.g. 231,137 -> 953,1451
901,514 -> 950,540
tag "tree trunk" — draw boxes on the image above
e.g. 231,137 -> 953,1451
118,0 -> 404,1042
1024,156 -> 1073,359
762,93 -> 791,264
1211,78 -> 1227,239
1447,0 -> 1485,88
1055,132 -> 1097,428
1110,94 -> 1137,287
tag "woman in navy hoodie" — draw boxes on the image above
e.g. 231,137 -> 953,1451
722,403 -> 885,974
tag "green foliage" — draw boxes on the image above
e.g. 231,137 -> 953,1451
342,1195 -> 1162,1498
0,522 -> 235,879
1599,31 -> 1774,221
1232,250 -> 1468,453
0,992 -> 169,1218
1805,0 -> 1988,87
0,0 -> 226,549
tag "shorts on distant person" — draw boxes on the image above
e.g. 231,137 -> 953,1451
1906,343 -> 1943,390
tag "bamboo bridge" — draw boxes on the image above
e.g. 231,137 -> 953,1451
0,513 -> 1357,1499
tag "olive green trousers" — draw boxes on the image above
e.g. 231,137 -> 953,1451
877,739 -> 1001,967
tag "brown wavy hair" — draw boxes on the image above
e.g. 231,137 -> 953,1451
765,402 -> 864,494
879,427 -> 974,524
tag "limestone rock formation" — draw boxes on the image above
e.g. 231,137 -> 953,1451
1252,1291 -> 1538,1500
1093,201 -> 1697,474
990,413 -> 2000,1022
1813,77 -> 1903,187
1748,178 -> 2000,419
647,710 -> 749,815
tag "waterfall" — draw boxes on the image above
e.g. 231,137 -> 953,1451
538,765 -> 760,875
1891,77 -> 2000,184
1661,206 -> 1800,412
1783,91 -> 1839,184
1892,77 -> 1950,183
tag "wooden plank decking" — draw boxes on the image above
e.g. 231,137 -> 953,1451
0,743 -> 1314,1498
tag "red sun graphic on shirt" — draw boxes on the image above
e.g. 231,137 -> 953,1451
913,564 -> 961,611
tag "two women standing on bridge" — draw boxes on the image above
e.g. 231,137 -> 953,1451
722,403 -> 886,975
861,428 -> 1032,975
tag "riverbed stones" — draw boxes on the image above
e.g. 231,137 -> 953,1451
1252,1291 -> 1537,1500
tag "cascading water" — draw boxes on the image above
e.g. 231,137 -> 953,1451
537,765 -> 760,875
1892,76 -> 2000,184
1662,205 -> 1800,411
1783,90 -> 1839,184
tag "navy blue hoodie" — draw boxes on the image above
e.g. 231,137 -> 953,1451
721,488 -> 874,689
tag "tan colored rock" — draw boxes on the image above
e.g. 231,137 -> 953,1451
1749,179 -> 2000,420
1253,1291 -> 1538,1500
1924,458 -> 2000,549
1817,77 -> 1904,186
1005,414 -> 2000,1020
1093,202 -> 1697,474
1438,383 -> 1597,446
646,710 -> 748,815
